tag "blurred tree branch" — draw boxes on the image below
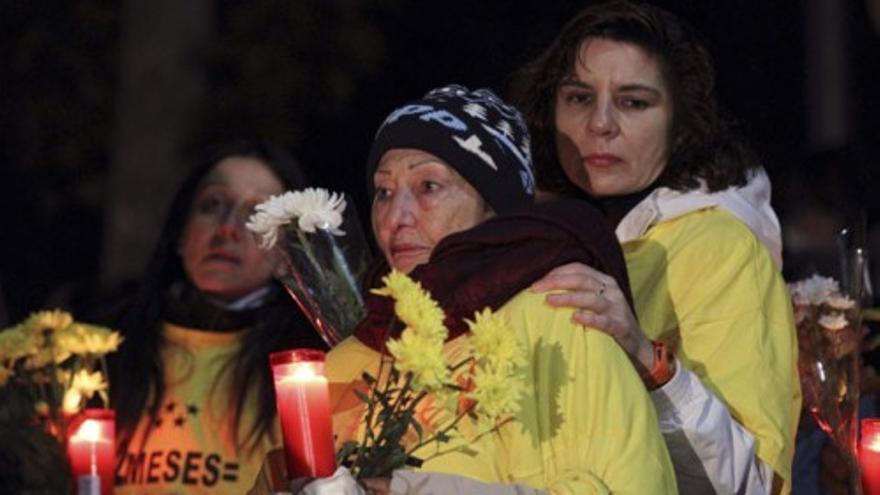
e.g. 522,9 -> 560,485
102,0 -> 214,288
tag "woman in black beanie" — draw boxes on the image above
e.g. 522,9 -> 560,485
296,85 -> 677,494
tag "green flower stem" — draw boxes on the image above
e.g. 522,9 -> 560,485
348,354 -> 482,478
374,377 -> 418,451
449,356 -> 475,373
368,372 -> 411,458
294,228 -> 324,281
351,356 -> 394,476
385,374 -> 414,427
99,356 -> 110,408
326,231 -> 364,309
405,399 -> 474,456
418,416 -> 515,464
36,378 -> 49,411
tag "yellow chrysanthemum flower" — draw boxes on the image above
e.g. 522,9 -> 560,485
62,369 -> 108,414
372,271 -> 523,430
373,270 -> 447,344
56,323 -> 123,356
464,308 -> 525,425
468,365 -> 524,426
395,295 -> 446,344
25,347 -> 68,369
62,388 -> 83,415
23,309 -> 74,335
371,270 -> 418,299
387,331 -> 450,393
0,325 -> 34,362
374,270 -> 451,392
467,308 -> 525,372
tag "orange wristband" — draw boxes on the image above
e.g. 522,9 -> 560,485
642,341 -> 674,391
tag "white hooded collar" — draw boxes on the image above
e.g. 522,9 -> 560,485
615,167 -> 783,269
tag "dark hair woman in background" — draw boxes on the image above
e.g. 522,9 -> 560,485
111,140 -> 326,494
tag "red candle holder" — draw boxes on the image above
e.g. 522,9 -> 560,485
270,349 -> 336,480
67,409 -> 115,495
862,418 -> 880,495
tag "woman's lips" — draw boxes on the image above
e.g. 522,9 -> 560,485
389,244 -> 428,265
583,153 -> 622,167
204,252 -> 241,265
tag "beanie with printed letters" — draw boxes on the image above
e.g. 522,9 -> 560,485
366,84 -> 535,215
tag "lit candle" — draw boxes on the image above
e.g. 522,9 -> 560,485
861,418 -> 880,495
67,409 -> 115,495
270,349 -> 336,479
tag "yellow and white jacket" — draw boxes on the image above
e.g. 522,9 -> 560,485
619,168 -> 800,494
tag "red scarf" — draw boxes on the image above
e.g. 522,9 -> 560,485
353,199 -> 633,353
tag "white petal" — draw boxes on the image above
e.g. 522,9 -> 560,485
827,295 -> 856,310
819,313 -> 848,331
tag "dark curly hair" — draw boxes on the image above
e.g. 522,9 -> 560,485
512,0 -> 760,196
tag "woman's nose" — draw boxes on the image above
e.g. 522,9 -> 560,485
215,208 -> 244,240
587,99 -> 618,137
385,191 -> 416,229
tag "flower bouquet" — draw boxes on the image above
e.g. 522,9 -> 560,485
247,188 -> 371,346
790,273 -> 866,493
0,310 -> 121,492
336,271 -> 525,480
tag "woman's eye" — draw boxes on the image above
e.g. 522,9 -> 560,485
195,196 -> 224,214
620,98 -> 649,110
420,181 -> 441,194
374,187 -> 392,202
563,92 -> 592,106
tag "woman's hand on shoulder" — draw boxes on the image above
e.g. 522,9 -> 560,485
532,262 -> 655,371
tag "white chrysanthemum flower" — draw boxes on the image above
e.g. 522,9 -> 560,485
827,295 -> 856,310
245,211 -> 285,249
819,313 -> 848,331
246,192 -> 297,249
789,274 -> 840,305
289,188 -> 346,235
246,188 -> 346,249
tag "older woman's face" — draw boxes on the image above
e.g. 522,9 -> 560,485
554,38 -> 673,197
179,157 -> 284,301
372,149 -> 491,274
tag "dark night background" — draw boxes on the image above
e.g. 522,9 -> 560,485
1,0 -> 879,324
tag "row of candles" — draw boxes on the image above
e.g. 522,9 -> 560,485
66,349 -> 880,493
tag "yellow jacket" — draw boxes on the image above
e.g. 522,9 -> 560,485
327,290 -> 677,494
624,207 -> 800,492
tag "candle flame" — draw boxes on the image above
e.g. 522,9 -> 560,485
292,363 -> 320,381
277,362 -> 325,384
71,419 -> 105,443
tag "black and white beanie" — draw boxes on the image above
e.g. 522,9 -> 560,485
366,84 -> 535,215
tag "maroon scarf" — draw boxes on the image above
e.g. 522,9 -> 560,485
353,199 -> 633,353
